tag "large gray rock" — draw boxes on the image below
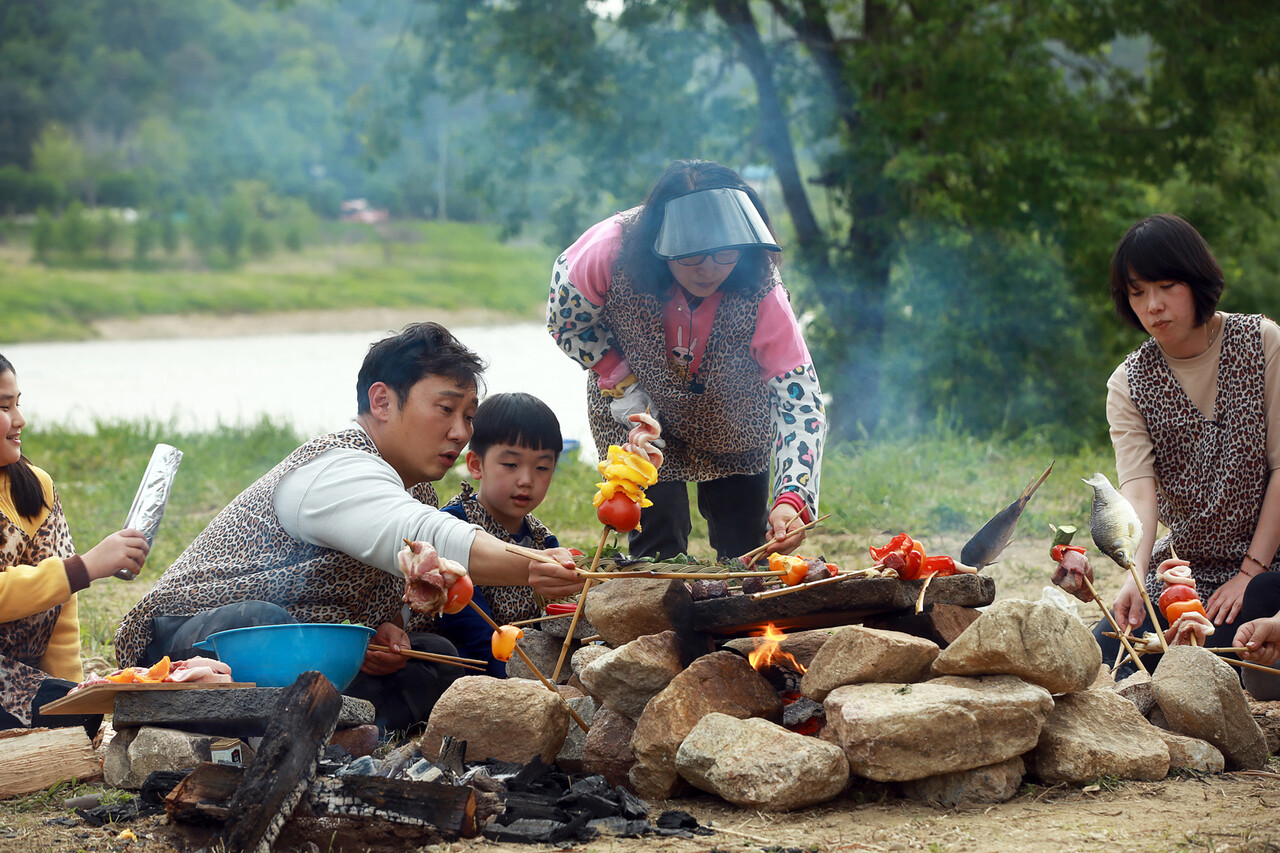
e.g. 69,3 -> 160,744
1114,670 -> 1156,717
505,629 -> 574,684
932,599 -> 1102,694
104,727 -> 255,790
822,675 -> 1053,782
578,631 -> 684,720
1150,646 -> 1269,770
899,757 -> 1025,807
1156,728 -> 1225,774
555,695 -> 598,773
420,676 -> 569,764
583,706 -> 637,789
1029,686 -> 1170,784
675,713 -> 849,811
629,651 -> 782,800
800,626 -> 939,702
583,578 -> 692,648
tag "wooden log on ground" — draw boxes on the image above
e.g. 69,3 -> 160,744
168,762 -> 481,842
220,671 -> 342,853
0,727 -> 102,798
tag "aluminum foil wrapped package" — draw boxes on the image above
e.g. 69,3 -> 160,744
119,443 -> 184,580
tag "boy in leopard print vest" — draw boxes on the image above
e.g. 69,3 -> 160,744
439,392 -> 564,675
114,324 -> 583,733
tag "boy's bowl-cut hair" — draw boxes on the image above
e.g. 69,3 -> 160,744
469,392 -> 563,459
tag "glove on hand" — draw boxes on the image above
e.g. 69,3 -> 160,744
608,381 -> 659,427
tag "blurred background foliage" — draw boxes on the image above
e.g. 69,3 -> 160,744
3,0 -> 1279,447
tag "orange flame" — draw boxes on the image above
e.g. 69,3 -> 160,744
747,623 -> 806,673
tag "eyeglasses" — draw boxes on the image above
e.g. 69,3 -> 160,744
674,249 -> 741,267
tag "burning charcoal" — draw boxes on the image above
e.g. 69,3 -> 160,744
783,696 -> 826,736
740,575 -> 767,595
588,816 -> 653,837
689,579 -> 731,600
335,755 -> 379,777
615,786 -> 649,820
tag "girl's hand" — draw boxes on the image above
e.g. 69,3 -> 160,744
82,529 -> 150,581
1112,575 -> 1148,629
361,622 -> 409,676
766,505 -> 807,555
1235,617 -> 1280,666
1205,572 -> 1251,625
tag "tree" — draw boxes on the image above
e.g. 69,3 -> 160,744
403,0 -> 1280,439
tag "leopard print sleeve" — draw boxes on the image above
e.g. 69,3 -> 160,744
768,362 -> 826,518
547,251 -> 616,370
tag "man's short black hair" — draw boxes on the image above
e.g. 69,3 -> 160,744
469,392 -> 563,459
357,322 -> 486,413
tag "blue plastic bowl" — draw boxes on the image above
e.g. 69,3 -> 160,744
192,623 -> 375,691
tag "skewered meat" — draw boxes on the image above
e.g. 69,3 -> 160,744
1157,562 -> 1213,646
1050,545 -> 1095,602
690,579 -> 731,600
626,412 -> 664,468
398,540 -> 472,617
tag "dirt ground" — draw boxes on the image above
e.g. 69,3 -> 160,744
7,310 -> 1278,852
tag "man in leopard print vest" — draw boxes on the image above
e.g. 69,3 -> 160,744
1097,214 -> 1280,696
548,160 -> 827,562
114,323 -> 582,732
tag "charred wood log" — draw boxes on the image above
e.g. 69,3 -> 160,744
219,671 -> 342,853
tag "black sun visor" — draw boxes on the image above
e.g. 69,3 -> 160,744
653,188 -> 781,260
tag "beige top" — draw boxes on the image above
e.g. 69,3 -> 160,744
1107,312 -> 1280,486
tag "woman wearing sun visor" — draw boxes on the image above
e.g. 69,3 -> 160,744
548,159 -> 826,562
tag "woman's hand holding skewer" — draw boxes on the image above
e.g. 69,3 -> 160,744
1235,616 -> 1280,666
767,504 -> 808,555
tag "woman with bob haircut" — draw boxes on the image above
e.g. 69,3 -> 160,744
1096,213 -> 1280,687
548,159 -> 826,562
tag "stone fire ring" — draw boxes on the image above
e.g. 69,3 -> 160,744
690,574 -> 995,635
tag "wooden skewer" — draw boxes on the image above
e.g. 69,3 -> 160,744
747,568 -> 880,601
510,611 -> 576,626
504,541 -> 565,566
551,526 -> 611,683
1126,560 -> 1168,652
575,568 -> 784,580
1207,647 -> 1252,654
464,599 -> 588,732
1084,575 -> 1149,675
367,644 -> 487,671
735,513 -> 832,565
1216,654 -> 1280,677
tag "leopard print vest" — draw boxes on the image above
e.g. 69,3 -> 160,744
441,483 -> 548,624
0,492 -> 75,724
114,429 -> 439,668
1125,313 -> 1273,602
588,234 -> 775,482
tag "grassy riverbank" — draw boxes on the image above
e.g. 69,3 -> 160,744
36,420 -> 1115,665
0,221 -> 552,342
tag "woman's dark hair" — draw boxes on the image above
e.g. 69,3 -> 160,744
1109,213 -> 1224,331
617,159 -> 779,298
0,355 -> 47,519
469,392 -> 563,458
357,322 -> 487,414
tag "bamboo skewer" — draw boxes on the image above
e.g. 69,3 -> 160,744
367,644 -> 487,671
1082,575 -> 1148,675
575,568 -> 785,580
735,514 -> 832,565
1127,560 -> 1168,652
504,542 -> 565,566
1216,654 -> 1280,677
1208,647 -> 1252,654
747,568 -> 882,601
510,611 -> 577,626
463,599 -> 588,732
551,526 -> 611,683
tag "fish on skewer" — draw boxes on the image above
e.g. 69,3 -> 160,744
1082,472 -> 1143,572
1083,471 -> 1166,650
959,460 -> 1054,570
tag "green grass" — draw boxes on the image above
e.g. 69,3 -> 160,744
29,419 -> 1114,665
0,220 -> 553,341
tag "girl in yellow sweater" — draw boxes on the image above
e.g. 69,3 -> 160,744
0,354 -> 149,733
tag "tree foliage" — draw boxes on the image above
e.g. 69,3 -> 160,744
404,0 -> 1280,442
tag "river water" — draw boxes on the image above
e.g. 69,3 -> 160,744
5,323 -> 596,460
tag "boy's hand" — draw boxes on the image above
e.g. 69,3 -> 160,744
529,547 -> 584,598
